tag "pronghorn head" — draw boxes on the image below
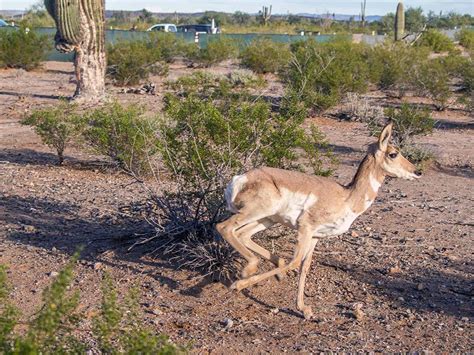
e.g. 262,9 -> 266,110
375,123 -> 422,180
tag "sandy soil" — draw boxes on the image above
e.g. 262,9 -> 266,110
0,61 -> 473,353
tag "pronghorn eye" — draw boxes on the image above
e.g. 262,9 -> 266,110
388,152 -> 398,159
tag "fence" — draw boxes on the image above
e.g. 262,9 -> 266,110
34,27 -> 358,62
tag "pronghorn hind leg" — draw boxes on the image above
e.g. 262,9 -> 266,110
237,219 -> 286,280
216,211 -> 272,279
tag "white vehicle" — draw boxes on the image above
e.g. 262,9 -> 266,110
146,24 -> 177,33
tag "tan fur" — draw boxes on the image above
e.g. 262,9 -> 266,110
216,123 -> 420,319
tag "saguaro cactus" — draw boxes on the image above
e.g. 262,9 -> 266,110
261,5 -> 272,26
45,0 -> 106,100
394,2 -> 405,41
360,0 -> 366,27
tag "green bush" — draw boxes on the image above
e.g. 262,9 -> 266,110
417,29 -> 455,53
107,39 -> 168,86
240,38 -> 291,74
0,27 -> 51,70
84,102 -> 159,176
21,101 -> 85,165
284,38 -> 370,111
457,28 -> 474,50
368,42 -> 429,96
371,104 -> 434,147
0,257 -> 181,354
146,73 -> 335,280
194,36 -> 239,66
411,58 -> 452,110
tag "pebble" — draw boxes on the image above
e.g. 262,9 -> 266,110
351,230 -> 359,237
24,225 -> 36,233
417,283 -> 426,291
93,262 -> 104,270
48,271 -> 59,277
222,318 -> 233,330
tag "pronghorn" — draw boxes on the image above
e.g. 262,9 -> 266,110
216,123 -> 421,319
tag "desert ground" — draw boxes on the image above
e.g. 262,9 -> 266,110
0,61 -> 472,352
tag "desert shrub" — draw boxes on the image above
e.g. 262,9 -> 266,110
226,69 -> 265,87
457,28 -> 474,50
240,38 -> 291,73
84,102 -> 159,176
194,36 -> 239,66
0,257 -> 181,354
417,29 -> 455,52
136,73 -> 335,280
411,58 -> 452,110
107,39 -> 168,86
367,103 -> 435,165
368,42 -> 429,96
368,103 -> 434,147
147,32 -> 190,63
21,101 -> 85,165
0,27 -> 51,70
440,54 -> 474,94
400,144 -> 435,168
284,38 -> 370,112
340,93 -> 384,122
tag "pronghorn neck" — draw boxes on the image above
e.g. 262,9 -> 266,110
347,151 -> 385,213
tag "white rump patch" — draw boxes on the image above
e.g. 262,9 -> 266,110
277,189 -> 318,228
369,173 -> 381,192
224,174 -> 248,213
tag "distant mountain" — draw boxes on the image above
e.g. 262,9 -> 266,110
1,9 -> 383,22
296,13 -> 382,22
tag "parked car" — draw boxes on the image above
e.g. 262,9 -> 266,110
146,24 -> 177,33
0,19 -> 13,27
177,24 -> 220,35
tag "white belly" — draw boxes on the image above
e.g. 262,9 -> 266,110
313,209 -> 360,237
273,189 -> 318,228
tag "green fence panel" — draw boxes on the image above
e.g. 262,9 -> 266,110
32,27 -> 349,62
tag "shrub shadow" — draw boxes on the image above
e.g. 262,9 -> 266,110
1,194 -> 215,292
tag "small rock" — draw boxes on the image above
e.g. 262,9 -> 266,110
461,317 -> 469,322
417,283 -> 425,291
352,303 -> 365,321
270,308 -> 279,314
351,230 -> 359,237
51,247 -> 58,252
398,297 -> 405,302
151,308 -> 162,316
24,225 -> 36,233
222,318 -> 233,330
93,262 -> 104,270
388,265 -> 402,274
48,271 -> 59,277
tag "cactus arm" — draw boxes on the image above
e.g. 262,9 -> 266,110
44,0 -> 82,52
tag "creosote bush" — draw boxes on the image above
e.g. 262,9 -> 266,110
411,58 -> 452,111
284,38 -> 370,112
107,38 -> 168,86
84,102 -> 159,176
417,29 -> 455,53
194,36 -> 239,66
367,103 -> 435,165
0,256 -> 181,354
240,38 -> 291,74
21,101 -> 85,165
0,27 -> 51,70
368,42 -> 429,96
137,72 -> 335,280
457,28 -> 474,50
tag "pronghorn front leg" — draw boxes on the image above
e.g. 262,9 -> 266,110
297,239 -> 318,319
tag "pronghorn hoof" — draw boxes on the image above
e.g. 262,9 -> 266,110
301,306 -> 313,320
241,262 -> 258,279
230,280 -> 246,291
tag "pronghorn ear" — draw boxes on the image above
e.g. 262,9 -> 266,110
378,123 -> 393,152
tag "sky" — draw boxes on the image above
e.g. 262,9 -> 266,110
1,0 -> 473,15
